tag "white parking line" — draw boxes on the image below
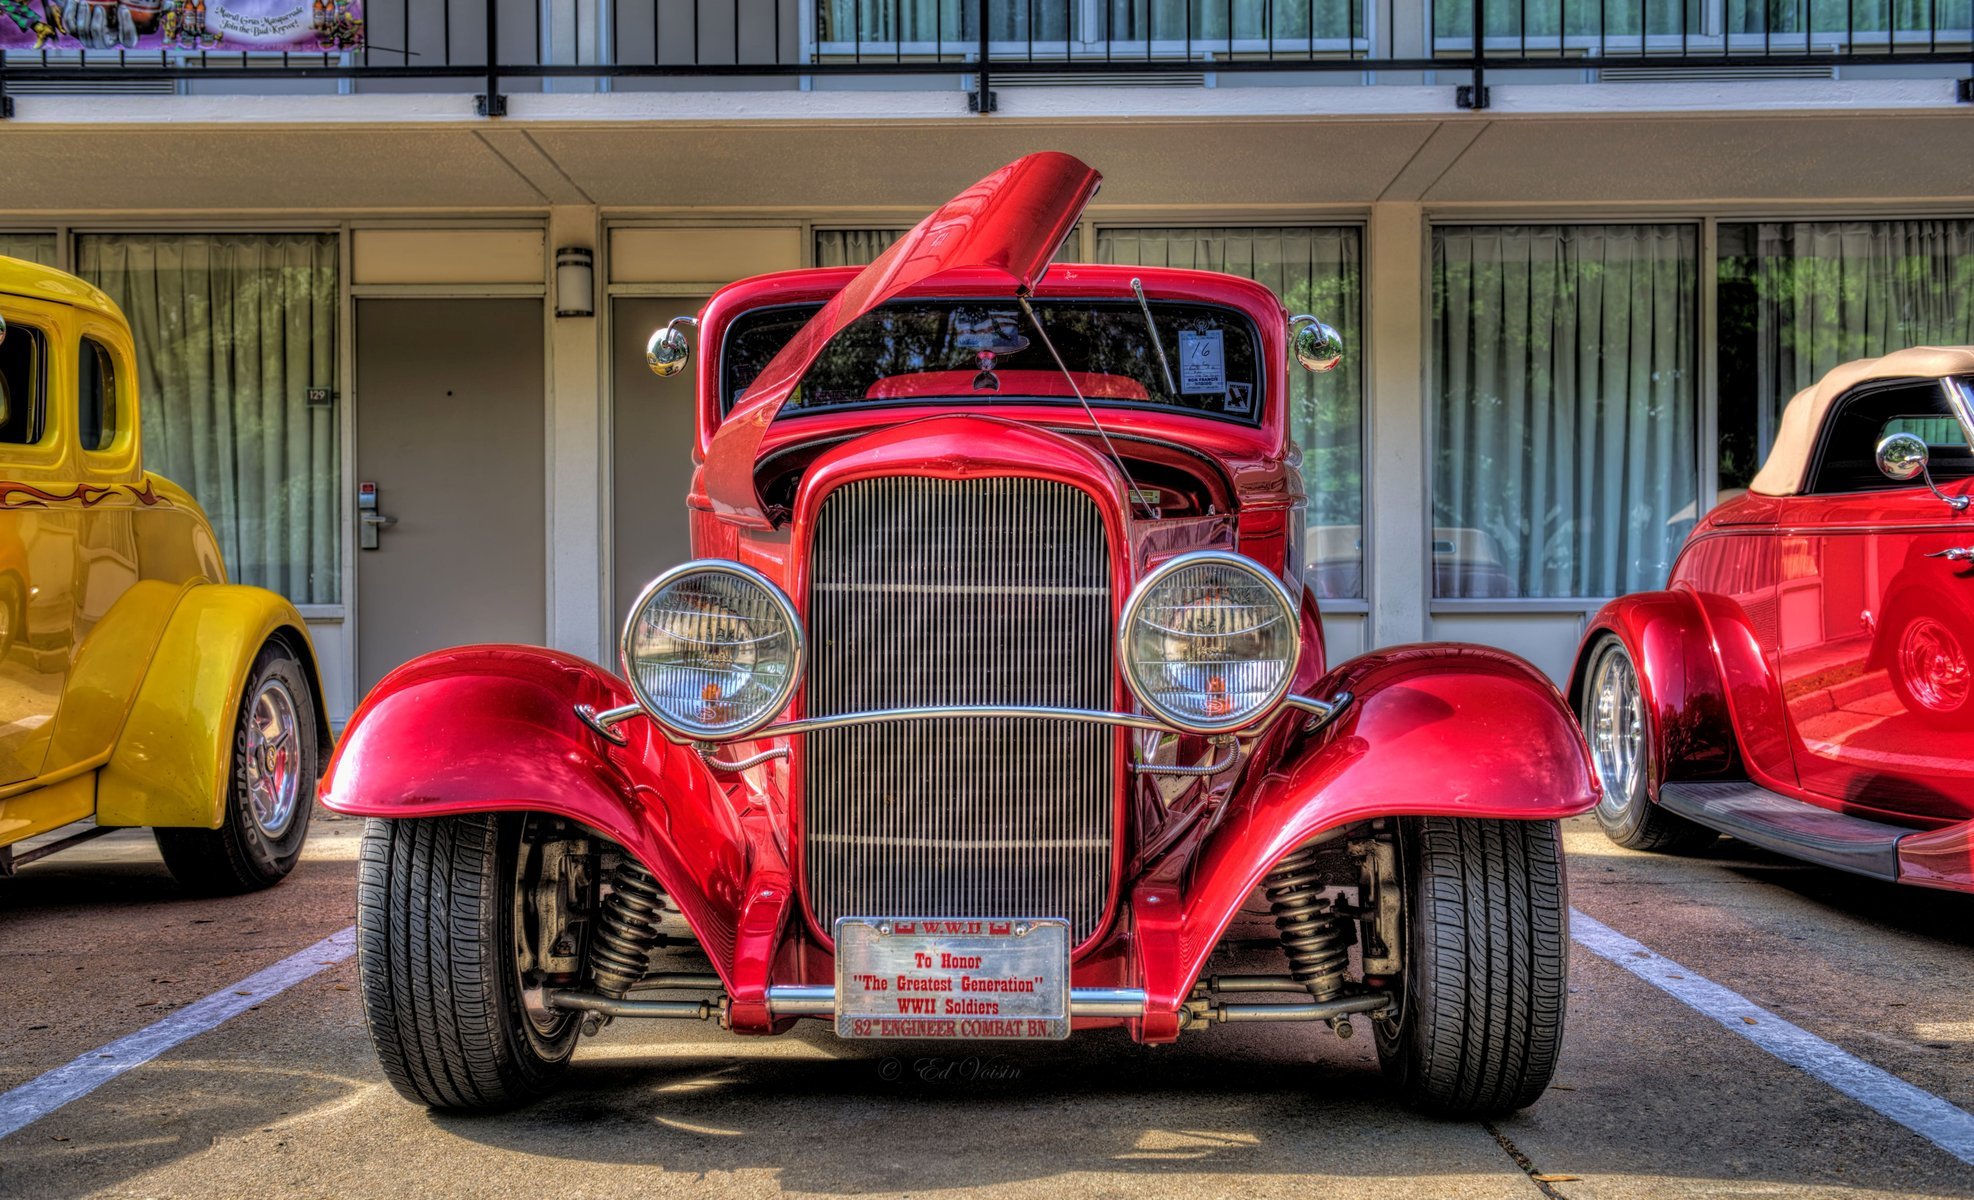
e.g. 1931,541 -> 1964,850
1572,909 -> 1974,1167
0,925 -> 357,1141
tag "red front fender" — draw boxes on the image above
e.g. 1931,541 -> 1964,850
1142,644 -> 1598,1020
319,646 -> 786,1009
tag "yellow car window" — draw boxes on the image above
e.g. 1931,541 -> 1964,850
0,319 -> 47,445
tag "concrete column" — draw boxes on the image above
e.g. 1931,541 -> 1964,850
545,204 -> 608,665
1364,202 -> 1430,649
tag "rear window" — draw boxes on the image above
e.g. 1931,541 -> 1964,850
722,299 -> 1266,424
0,319 -> 46,445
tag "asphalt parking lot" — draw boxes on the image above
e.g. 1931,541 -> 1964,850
3,812 -> 1973,1200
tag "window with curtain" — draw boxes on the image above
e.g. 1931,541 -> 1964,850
0,234 -> 58,266
78,233 -> 341,605
1099,227 -> 1363,599
814,229 -> 909,268
1717,219 -> 1974,491
1433,224 -> 1698,601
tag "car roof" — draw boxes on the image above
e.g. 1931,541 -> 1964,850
1748,345 -> 1974,497
0,255 -> 126,324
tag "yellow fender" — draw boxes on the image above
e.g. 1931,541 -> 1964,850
96,584 -> 325,829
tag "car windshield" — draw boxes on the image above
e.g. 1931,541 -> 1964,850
722,298 -> 1264,424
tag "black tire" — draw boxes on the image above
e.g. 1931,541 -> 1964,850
1578,637 -> 1717,854
155,640 -> 318,894
1374,817 -> 1568,1117
356,813 -> 582,1111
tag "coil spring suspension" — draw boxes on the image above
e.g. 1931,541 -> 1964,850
589,859 -> 669,998
1264,844 -> 1352,1003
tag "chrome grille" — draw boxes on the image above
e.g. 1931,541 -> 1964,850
805,476 -> 1115,943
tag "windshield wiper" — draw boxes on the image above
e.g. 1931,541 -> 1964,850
1015,293 -> 1153,518
1131,278 -> 1179,397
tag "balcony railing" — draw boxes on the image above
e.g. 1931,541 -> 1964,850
0,0 -> 1966,116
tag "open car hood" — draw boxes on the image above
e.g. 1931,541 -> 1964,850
701,151 -> 1103,526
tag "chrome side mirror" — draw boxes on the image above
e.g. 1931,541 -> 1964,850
0,313 -> 7,347
1877,431 -> 1971,511
646,315 -> 698,378
1289,315 -> 1343,374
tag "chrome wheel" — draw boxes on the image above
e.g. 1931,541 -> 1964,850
1898,616 -> 1970,714
244,678 -> 302,838
1586,644 -> 1645,819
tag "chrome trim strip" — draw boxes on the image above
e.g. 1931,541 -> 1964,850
579,691 -> 1355,746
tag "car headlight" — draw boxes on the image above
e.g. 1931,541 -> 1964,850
1119,551 -> 1301,734
621,561 -> 804,740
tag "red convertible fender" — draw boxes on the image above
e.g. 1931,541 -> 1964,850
319,646 -> 790,1013
1141,644 -> 1598,1024
1570,589 -> 1743,788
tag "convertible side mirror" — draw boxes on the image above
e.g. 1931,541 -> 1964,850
1289,315 -> 1343,374
1877,431 -> 1971,511
645,316 -> 698,378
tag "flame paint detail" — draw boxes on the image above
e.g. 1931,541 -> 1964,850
0,480 -> 171,510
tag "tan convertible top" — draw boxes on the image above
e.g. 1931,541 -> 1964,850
1747,346 -> 1974,497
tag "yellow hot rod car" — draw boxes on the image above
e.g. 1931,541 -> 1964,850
0,255 -> 326,893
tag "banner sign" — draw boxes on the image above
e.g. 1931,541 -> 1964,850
0,2 -> 364,53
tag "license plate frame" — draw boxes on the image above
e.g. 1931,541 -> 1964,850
833,917 -> 1072,1040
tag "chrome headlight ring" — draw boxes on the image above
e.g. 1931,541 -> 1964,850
619,559 -> 806,741
1117,550 -> 1303,736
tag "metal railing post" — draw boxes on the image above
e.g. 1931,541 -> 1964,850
1458,0 -> 1489,107
972,0 -> 996,111
478,0 -> 507,116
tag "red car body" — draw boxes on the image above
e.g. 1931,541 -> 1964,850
322,155 -> 1596,1108
1572,351 -> 1974,891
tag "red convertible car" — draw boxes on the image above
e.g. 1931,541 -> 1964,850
323,153 -> 1597,1116
1574,348 -> 1974,891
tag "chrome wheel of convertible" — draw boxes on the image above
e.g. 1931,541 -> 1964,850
1587,641 -> 1645,825
1576,637 -> 1715,853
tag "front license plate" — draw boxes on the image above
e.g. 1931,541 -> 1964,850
834,917 -> 1072,1040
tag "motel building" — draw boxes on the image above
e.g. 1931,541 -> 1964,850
0,0 -> 1969,727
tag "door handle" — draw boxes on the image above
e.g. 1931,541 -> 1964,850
1926,547 -> 1974,562
359,510 -> 397,550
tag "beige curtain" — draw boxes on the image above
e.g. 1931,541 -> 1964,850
77,233 -> 341,605
814,229 -> 908,268
1434,224 -> 1698,599
0,234 -> 58,266
1100,226 -> 1364,598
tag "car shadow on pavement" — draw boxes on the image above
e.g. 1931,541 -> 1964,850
1701,840 -> 1974,946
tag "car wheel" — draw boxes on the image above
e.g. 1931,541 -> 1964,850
356,813 -> 588,1110
155,640 -> 319,894
1887,609 -> 1971,728
1579,637 -> 1716,853
1374,817 -> 1567,1117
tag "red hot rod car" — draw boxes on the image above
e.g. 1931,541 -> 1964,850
323,153 -> 1597,1116
1574,347 -> 1974,890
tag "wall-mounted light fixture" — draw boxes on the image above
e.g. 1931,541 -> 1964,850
554,246 -> 595,319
